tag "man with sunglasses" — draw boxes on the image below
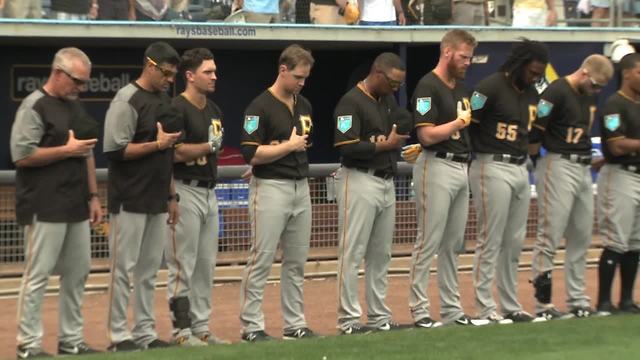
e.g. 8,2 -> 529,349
11,47 -> 100,359
529,54 -> 614,319
333,52 -> 409,334
468,39 -> 549,324
103,41 -> 181,351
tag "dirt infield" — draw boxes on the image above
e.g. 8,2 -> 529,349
0,267 -> 627,359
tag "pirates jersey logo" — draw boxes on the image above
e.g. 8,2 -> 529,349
300,115 -> 312,135
244,115 -> 259,134
416,97 -> 431,115
470,91 -> 487,111
337,115 -> 352,134
604,114 -> 621,132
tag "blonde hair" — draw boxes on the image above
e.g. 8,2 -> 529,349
581,54 -> 614,80
440,30 -> 477,53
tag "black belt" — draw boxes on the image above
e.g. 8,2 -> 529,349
182,179 -> 215,189
492,154 -> 527,165
622,164 -> 640,174
435,152 -> 470,163
352,167 -> 394,180
561,154 -> 592,165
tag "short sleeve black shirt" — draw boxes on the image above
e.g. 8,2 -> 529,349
470,72 -> 539,156
240,90 -> 312,179
600,91 -> 640,165
412,72 -> 470,154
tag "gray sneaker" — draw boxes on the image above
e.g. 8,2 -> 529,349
173,335 -> 207,347
196,333 -> 231,345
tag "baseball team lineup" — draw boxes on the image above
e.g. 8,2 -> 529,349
8,28 -> 640,359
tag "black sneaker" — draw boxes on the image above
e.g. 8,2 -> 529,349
144,339 -> 170,350
504,311 -> 534,323
241,330 -> 273,342
340,323 -> 372,335
596,302 -> 616,316
414,317 -> 438,328
107,340 -> 139,352
618,301 -> 640,314
569,306 -> 594,318
454,315 -> 490,326
283,327 -> 317,340
16,346 -> 53,359
536,306 -> 574,321
58,342 -> 100,355
375,321 -> 412,331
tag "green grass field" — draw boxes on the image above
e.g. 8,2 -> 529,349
79,316 -> 639,360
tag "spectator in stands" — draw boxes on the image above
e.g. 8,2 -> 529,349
512,0 -> 557,26
309,0 -> 358,24
0,0 -> 4,17
233,0 -> 279,22
3,0 -> 42,19
51,0 -> 99,20
133,0 -> 170,21
359,0 -> 406,25
98,0 -> 130,20
452,0 -> 488,25
591,0 -> 639,27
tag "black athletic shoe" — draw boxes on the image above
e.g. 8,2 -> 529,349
58,342 -> 100,355
536,306 -> 573,320
340,323 -> 372,335
596,302 -> 616,316
504,311 -> 534,323
144,339 -> 170,350
375,321 -> 412,331
241,330 -> 273,342
107,339 -> 139,352
414,317 -> 438,328
16,346 -> 53,359
283,327 -> 317,340
618,301 -> 640,314
569,306 -> 595,318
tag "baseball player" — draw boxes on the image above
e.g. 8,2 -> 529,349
239,44 -> 316,342
103,42 -> 181,351
333,53 -> 409,335
11,47 -> 101,359
404,29 -> 489,327
165,48 -> 229,346
469,39 -> 549,323
529,54 -> 614,319
595,52 -> 640,315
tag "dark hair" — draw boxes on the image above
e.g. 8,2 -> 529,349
179,48 -> 214,76
144,41 -> 180,66
499,38 -> 549,78
619,52 -> 640,71
373,52 -> 405,73
279,44 -> 314,70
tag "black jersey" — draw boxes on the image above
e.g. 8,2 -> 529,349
11,89 -> 90,225
412,72 -> 470,154
601,91 -> 640,165
530,78 -> 597,155
172,95 -> 221,182
333,83 -> 399,173
470,72 -> 539,156
103,83 -> 174,214
240,90 -> 312,179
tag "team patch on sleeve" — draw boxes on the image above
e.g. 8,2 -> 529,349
416,97 -> 431,115
536,99 -> 554,118
244,115 -> 259,134
337,115 -> 353,134
604,114 -> 621,132
470,91 -> 487,111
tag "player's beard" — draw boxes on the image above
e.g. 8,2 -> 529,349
447,60 -> 466,81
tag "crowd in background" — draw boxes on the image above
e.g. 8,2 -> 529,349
0,0 -> 638,26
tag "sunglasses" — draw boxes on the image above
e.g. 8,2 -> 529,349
147,57 -> 177,78
58,67 -> 89,87
381,71 -> 405,89
588,75 -> 606,89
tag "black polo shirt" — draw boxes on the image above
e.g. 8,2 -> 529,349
240,90 -> 312,179
10,89 -> 90,225
333,83 -> 399,173
601,91 -> 640,165
172,95 -> 221,183
470,72 -> 539,156
103,82 -> 174,214
412,71 -> 471,154
529,78 -> 597,155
